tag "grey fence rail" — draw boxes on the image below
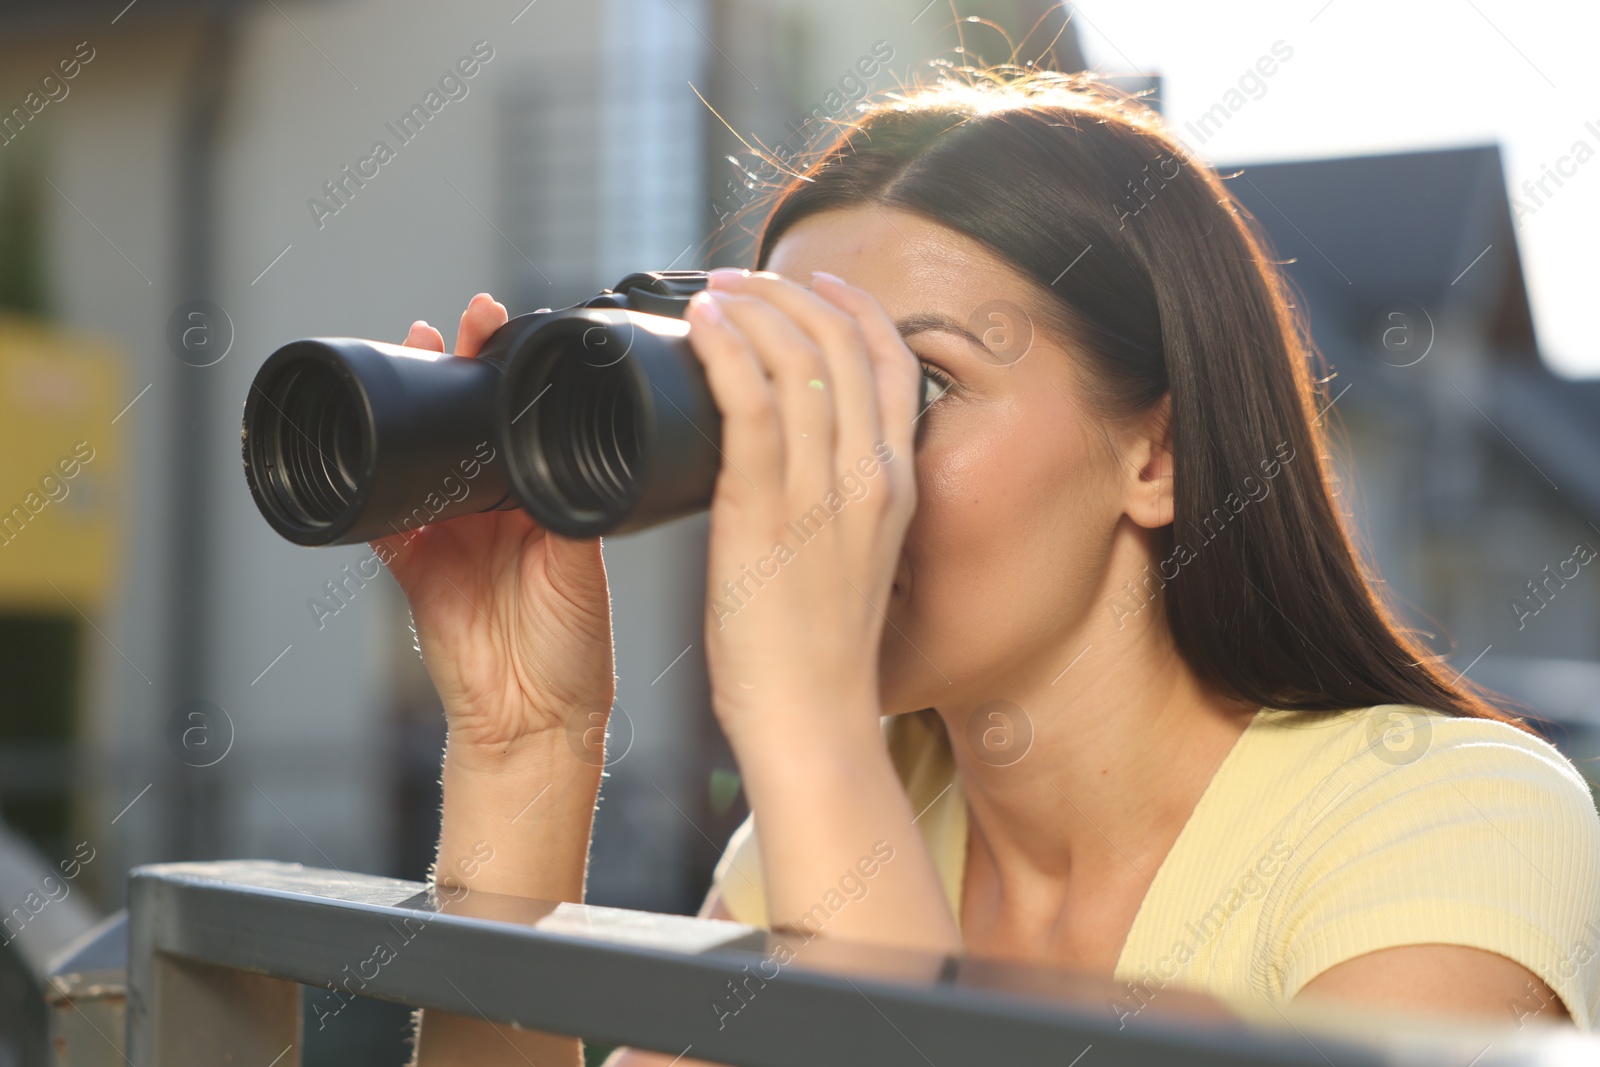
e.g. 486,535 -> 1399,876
39,860 -> 1598,1066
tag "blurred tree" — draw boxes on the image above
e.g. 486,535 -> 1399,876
0,615 -> 79,866
0,140 -> 48,316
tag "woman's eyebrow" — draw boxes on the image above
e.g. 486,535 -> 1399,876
894,312 -> 990,355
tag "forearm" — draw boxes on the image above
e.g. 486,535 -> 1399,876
731,707 -> 962,957
411,731 -> 605,1066
433,730 -> 604,899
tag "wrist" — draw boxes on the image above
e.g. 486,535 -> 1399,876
444,726 -> 571,772
715,682 -> 884,759
726,702 -> 892,793
436,730 -> 601,904
439,688 -> 619,776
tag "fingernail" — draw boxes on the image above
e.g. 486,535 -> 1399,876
690,290 -> 724,325
706,267 -> 749,288
811,270 -> 847,288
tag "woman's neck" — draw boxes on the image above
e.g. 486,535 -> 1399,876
933,596 -> 1258,953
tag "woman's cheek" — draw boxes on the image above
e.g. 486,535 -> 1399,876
904,448 -> 969,572
915,430 -> 989,510
898,436 -> 997,625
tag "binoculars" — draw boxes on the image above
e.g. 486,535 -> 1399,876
243,269 -> 938,546
241,270 -> 722,544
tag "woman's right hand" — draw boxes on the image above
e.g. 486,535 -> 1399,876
400,296 -> 617,1066
370,292 -> 617,761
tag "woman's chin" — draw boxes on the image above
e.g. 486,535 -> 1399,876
877,649 -> 930,717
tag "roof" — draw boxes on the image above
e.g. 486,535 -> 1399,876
1221,144 -> 1600,522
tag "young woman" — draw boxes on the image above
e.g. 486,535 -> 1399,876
395,70 -> 1600,1065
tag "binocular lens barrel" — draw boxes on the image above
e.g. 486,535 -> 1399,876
498,309 -> 721,538
516,333 -> 643,519
249,359 -> 366,529
242,336 -> 513,546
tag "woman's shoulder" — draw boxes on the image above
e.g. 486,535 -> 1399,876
1242,702 -> 1600,872
1251,702 -> 1595,804
1242,704 -> 1600,1026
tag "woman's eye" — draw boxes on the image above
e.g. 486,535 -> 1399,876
919,362 -> 954,410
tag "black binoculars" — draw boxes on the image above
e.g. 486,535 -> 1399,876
242,270 -> 722,544
243,269 -> 937,546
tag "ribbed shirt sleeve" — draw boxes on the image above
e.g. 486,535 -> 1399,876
1267,726 -> 1600,1029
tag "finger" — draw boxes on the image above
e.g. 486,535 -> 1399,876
455,292 -> 509,358
704,289 -> 834,498
707,269 -> 881,475
809,271 -> 920,490
403,320 -> 446,352
685,290 -> 782,497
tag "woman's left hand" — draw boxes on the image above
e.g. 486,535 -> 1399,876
684,268 -> 923,755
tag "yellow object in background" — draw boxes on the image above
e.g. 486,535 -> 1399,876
0,313 -> 121,612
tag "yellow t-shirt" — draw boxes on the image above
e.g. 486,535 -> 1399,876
710,704 -> 1600,1029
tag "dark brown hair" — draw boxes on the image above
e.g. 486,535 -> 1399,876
741,67 -> 1528,730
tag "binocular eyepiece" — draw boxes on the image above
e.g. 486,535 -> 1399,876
242,270 -> 722,544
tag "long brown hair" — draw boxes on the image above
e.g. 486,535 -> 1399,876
740,67 -> 1528,730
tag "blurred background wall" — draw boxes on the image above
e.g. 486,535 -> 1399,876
0,0 -> 1595,1063
0,1 -> 1070,1060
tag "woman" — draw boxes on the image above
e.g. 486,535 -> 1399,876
395,70 -> 1600,1065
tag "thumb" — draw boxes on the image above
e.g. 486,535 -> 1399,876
543,532 -> 611,606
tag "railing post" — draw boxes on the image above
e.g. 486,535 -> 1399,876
44,911 -> 129,1067
126,871 -> 301,1067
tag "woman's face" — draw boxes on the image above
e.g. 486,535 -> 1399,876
764,204 -> 1147,716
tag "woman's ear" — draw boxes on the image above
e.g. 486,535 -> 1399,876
1121,393 -> 1174,530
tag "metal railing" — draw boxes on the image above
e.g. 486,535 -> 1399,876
39,860 -> 1600,1066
